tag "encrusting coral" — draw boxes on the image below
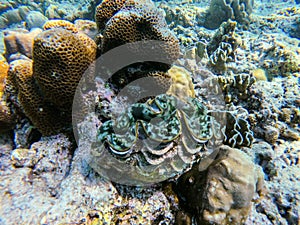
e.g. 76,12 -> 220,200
6,20 -> 97,135
166,65 -> 195,101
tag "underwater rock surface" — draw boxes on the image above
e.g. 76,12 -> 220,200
0,0 -> 299,224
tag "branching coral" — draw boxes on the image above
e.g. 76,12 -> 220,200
217,73 -> 256,104
6,20 -> 97,135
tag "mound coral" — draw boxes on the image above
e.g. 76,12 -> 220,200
203,0 -> 254,29
95,0 -> 180,62
94,0 -> 180,95
6,20 -> 97,135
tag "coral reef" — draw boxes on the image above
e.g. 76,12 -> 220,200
0,5 -> 35,29
242,140 -> 300,225
0,0 -> 299,224
175,145 -> 264,225
24,11 -> 48,30
6,20 -> 97,135
0,134 -> 175,224
203,0 -> 254,29
258,39 -> 299,78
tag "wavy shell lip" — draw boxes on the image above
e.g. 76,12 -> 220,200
89,94 -> 220,185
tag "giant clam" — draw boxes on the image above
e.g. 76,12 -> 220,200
89,94 -> 222,185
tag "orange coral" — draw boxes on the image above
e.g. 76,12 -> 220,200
0,59 -> 13,132
0,59 -> 9,99
43,19 -> 79,33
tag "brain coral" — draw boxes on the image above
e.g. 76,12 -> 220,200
6,20 -> 97,135
96,0 -> 180,63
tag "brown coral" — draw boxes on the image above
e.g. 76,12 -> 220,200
43,19 -> 79,33
96,0 -> 180,63
33,27 -> 96,111
95,0 -> 127,30
6,20 -> 97,135
8,59 -> 67,134
175,145 -> 264,225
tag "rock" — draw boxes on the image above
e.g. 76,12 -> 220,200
3,28 -> 42,61
25,11 -> 48,30
175,145 -> 264,225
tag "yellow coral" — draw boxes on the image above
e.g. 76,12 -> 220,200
252,68 -> 268,81
166,65 -> 195,101
0,59 -> 9,99
0,58 -> 13,132
43,19 -> 79,33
